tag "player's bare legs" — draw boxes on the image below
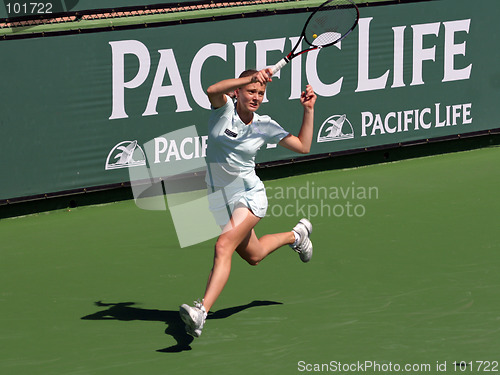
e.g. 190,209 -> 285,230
235,228 -> 294,266
181,207 -> 312,337
202,206 -> 295,312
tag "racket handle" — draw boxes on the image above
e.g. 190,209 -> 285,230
270,57 -> 289,75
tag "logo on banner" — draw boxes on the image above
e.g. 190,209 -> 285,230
105,140 -> 146,170
317,115 -> 354,143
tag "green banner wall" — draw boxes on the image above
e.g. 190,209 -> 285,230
1,0 -> 499,201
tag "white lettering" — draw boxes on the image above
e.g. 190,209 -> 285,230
154,137 -> 168,163
361,111 -> 373,137
361,102 -> 473,136
233,41 -> 248,78
109,19 -> 472,118
411,22 -> 440,86
372,113 -> 385,135
154,136 -> 208,163
392,26 -> 406,88
255,37 -> 286,72
190,43 -> 227,109
356,17 -> 390,92
356,18 -> 471,92
435,103 -> 446,127
288,36 -> 303,100
403,110 -> 413,131
143,49 -> 192,116
443,19 -> 472,82
463,103 -> 473,124
420,107 -> 432,129
452,104 -> 462,125
165,139 -> 181,161
109,40 -> 151,120
180,137 -> 194,160
306,40 -> 343,97
385,112 -> 397,133
201,135 -> 208,157
255,37 -> 286,102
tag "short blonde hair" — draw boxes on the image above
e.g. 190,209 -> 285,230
238,69 -> 258,78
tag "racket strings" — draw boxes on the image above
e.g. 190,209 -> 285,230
304,0 -> 358,47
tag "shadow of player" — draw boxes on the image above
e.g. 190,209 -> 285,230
81,300 -> 283,353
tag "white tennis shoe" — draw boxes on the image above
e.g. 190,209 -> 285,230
179,299 -> 207,338
291,218 -> 313,262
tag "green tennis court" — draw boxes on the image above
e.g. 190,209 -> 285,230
2,146 -> 499,375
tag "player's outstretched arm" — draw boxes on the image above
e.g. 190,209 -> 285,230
279,85 -> 317,154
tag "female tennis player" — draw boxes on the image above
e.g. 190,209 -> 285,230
180,67 -> 317,337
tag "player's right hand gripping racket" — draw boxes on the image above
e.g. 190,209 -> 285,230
271,0 -> 360,75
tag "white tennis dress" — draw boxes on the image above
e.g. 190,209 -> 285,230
205,95 -> 289,225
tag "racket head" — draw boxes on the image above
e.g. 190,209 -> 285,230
302,0 -> 359,48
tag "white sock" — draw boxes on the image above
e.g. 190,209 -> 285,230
292,230 -> 301,247
196,299 -> 207,317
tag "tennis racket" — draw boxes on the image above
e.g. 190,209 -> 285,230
271,0 -> 359,75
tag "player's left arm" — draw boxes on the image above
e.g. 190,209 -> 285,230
279,85 -> 317,154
